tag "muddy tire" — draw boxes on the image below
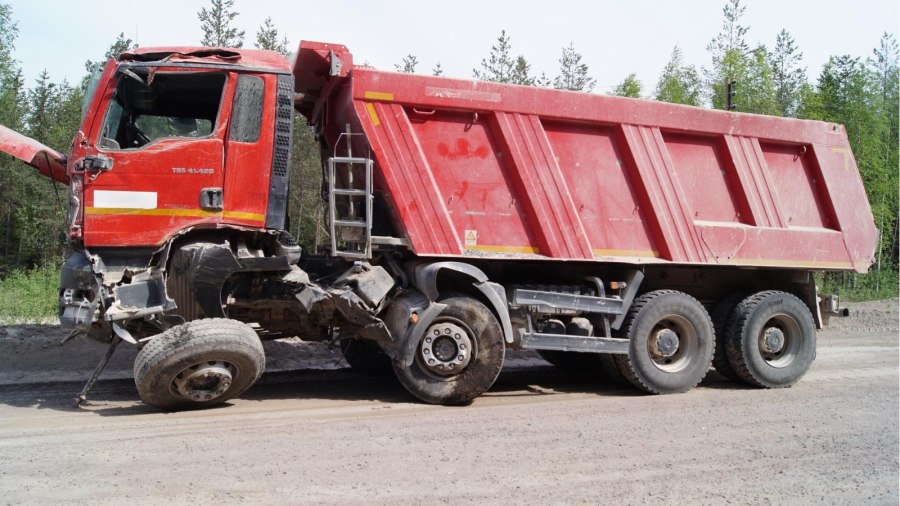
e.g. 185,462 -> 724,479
725,291 -> 816,388
613,290 -> 714,394
393,293 -> 505,405
134,319 -> 265,410
340,338 -> 392,375
710,292 -> 749,381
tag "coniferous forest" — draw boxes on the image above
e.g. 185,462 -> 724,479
0,0 -> 896,319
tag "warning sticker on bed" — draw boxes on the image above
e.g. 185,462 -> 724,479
464,229 -> 477,246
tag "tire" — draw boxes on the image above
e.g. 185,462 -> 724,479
134,318 -> 265,410
613,290 -> 714,394
599,353 -> 631,386
340,338 -> 393,375
710,292 -> 749,381
724,291 -> 816,388
392,293 -> 505,405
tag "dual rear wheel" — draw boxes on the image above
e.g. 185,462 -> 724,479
539,289 -> 816,394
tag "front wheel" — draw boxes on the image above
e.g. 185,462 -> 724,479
614,290 -> 714,394
134,319 -> 265,410
392,293 -> 505,405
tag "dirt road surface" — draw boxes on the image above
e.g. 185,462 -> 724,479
1,299 -> 897,504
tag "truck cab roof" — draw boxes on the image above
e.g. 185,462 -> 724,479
118,46 -> 291,73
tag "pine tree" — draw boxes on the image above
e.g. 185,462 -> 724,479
535,72 -> 552,88
198,0 -> 245,48
510,55 -> 535,85
743,44 -> 778,115
612,73 -> 642,98
705,0 -> 751,109
868,33 -> 900,271
473,30 -> 516,83
26,70 -> 55,145
0,3 -> 16,75
769,29 -> 806,117
432,62 -> 444,77
254,17 -> 289,56
553,42 -> 595,92
655,46 -> 702,106
394,54 -> 418,73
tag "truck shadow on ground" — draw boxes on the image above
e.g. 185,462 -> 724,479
0,365 -> 749,417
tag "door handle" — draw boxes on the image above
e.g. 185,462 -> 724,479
200,187 -> 223,211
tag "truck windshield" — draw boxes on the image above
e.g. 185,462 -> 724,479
98,70 -> 226,150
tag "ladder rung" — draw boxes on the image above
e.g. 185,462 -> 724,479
334,219 -> 367,228
330,157 -> 370,165
333,189 -> 367,196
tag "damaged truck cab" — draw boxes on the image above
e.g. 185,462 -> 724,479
0,41 -> 878,410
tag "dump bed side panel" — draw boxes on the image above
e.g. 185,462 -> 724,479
330,68 -> 876,273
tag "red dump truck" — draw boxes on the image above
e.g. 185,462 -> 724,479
0,41 -> 878,409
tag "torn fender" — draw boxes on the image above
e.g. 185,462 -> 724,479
0,124 -> 69,184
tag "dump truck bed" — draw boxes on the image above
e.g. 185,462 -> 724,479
295,42 -> 877,273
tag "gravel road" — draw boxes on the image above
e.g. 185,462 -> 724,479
0,299 -> 897,504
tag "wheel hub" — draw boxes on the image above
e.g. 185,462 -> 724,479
172,361 -> 234,401
760,327 -> 786,354
650,329 -> 680,359
420,322 -> 472,376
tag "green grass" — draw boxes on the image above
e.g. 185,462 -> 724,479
0,264 -> 59,323
817,269 -> 899,302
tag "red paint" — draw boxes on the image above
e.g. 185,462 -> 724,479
298,41 -> 877,272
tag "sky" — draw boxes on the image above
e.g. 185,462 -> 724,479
5,0 -> 899,94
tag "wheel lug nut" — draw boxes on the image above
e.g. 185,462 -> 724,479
433,330 -> 439,336
444,328 -> 451,334
458,355 -> 464,361
428,359 -> 435,365
459,344 -> 466,350
425,337 -> 432,343
423,349 -> 430,355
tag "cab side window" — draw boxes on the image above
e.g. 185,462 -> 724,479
229,75 -> 265,143
98,71 -> 226,150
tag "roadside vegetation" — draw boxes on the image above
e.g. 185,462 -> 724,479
0,0 -> 896,320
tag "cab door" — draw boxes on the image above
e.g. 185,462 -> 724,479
82,68 -> 233,247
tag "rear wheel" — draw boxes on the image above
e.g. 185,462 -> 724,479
392,293 -> 505,405
710,292 -> 749,381
614,290 -> 714,394
134,318 -> 265,410
725,291 -> 816,388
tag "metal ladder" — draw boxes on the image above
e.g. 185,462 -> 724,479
328,126 -> 373,260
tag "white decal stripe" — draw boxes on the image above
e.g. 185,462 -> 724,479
93,190 -> 158,209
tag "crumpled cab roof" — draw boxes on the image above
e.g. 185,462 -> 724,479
120,46 -> 291,72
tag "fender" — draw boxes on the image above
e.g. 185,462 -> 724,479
412,262 -> 514,344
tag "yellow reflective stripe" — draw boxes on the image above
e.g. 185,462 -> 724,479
364,91 -> 394,101
85,207 -> 265,222
466,245 -> 540,254
366,103 -> 381,126
725,257 -> 854,269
